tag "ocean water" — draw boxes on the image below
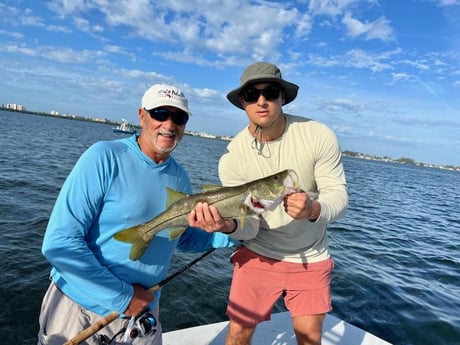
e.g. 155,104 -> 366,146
0,110 -> 459,345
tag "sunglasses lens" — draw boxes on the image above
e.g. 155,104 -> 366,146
171,111 -> 189,125
149,108 -> 168,121
242,89 -> 259,102
147,108 -> 189,125
242,86 -> 281,102
264,86 -> 281,100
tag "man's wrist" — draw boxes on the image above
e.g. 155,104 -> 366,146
308,200 -> 321,222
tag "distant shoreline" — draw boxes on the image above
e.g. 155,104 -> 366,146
1,107 -> 458,172
0,107 -> 233,141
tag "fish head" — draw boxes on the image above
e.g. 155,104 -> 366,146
245,169 -> 299,213
282,169 -> 299,194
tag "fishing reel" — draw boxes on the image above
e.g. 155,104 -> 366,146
98,311 -> 158,344
132,312 -> 157,337
123,312 -> 157,342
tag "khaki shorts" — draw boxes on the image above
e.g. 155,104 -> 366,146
226,246 -> 334,327
37,282 -> 162,345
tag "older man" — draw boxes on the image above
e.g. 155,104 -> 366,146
38,84 -> 237,345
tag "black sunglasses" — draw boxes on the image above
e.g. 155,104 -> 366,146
145,108 -> 189,125
241,85 -> 282,103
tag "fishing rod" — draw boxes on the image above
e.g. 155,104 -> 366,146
64,248 -> 216,345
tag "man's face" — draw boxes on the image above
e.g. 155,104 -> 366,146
139,106 -> 187,160
239,82 -> 285,128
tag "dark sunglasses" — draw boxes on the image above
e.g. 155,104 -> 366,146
241,85 -> 282,103
145,108 -> 189,125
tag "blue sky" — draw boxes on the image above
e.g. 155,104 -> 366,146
1,0 -> 459,166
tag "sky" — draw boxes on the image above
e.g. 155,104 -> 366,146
1,0 -> 459,166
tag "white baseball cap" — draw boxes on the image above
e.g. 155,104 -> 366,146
141,84 -> 191,116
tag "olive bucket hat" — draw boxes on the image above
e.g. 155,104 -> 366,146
226,62 -> 299,109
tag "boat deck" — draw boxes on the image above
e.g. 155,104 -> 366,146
163,311 -> 392,345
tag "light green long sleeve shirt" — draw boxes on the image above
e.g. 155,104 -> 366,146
219,114 -> 348,263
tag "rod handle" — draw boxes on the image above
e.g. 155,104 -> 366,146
147,284 -> 160,294
63,311 -> 119,345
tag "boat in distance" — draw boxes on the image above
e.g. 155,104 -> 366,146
112,119 -> 137,134
163,311 -> 392,345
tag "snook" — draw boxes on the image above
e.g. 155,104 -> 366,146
114,169 -> 299,260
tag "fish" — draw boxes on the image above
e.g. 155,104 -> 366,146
114,169 -> 299,260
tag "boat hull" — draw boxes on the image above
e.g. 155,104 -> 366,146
112,128 -> 136,134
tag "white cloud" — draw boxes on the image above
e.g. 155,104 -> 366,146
316,98 -> 367,113
308,48 -> 399,72
21,14 -> 45,27
4,43 -> 105,64
194,88 -> 219,98
4,44 -> 37,57
342,12 -> 393,41
391,72 -> 411,82
294,12 -> 313,38
0,3 -> 19,18
436,0 -> 460,6
73,17 -> 91,32
46,24 -> 72,33
391,72 -> 410,81
0,29 -> 23,39
308,0 -> 360,17
46,0 -> 94,16
42,1 -> 308,65
348,48 -> 401,72
400,60 -> 430,71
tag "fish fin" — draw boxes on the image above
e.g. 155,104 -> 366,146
240,215 -> 246,228
166,187 -> 188,208
240,205 -> 249,228
113,225 -> 140,242
129,240 -> 149,261
168,226 -> 187,240
113,225 -> 150,261
199,184 -> 222,192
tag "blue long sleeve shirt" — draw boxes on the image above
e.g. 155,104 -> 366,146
42,135 -> 237,316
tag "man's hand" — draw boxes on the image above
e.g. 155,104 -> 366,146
124,284 -> 154,317
283,191 -> 320,221
188,202 -> 237,234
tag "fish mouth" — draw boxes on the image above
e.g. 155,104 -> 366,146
250,197 -> 265,210
252,197 -> 278,212
247,195 -> 274,214
246,170 -> 300,213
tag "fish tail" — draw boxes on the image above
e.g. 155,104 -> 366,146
129,240 -> 149,261
114,225 -> 149,261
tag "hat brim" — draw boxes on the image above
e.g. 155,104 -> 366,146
227,77 -> 299,109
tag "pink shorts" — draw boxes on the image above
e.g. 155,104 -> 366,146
226,246 -> 334,327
